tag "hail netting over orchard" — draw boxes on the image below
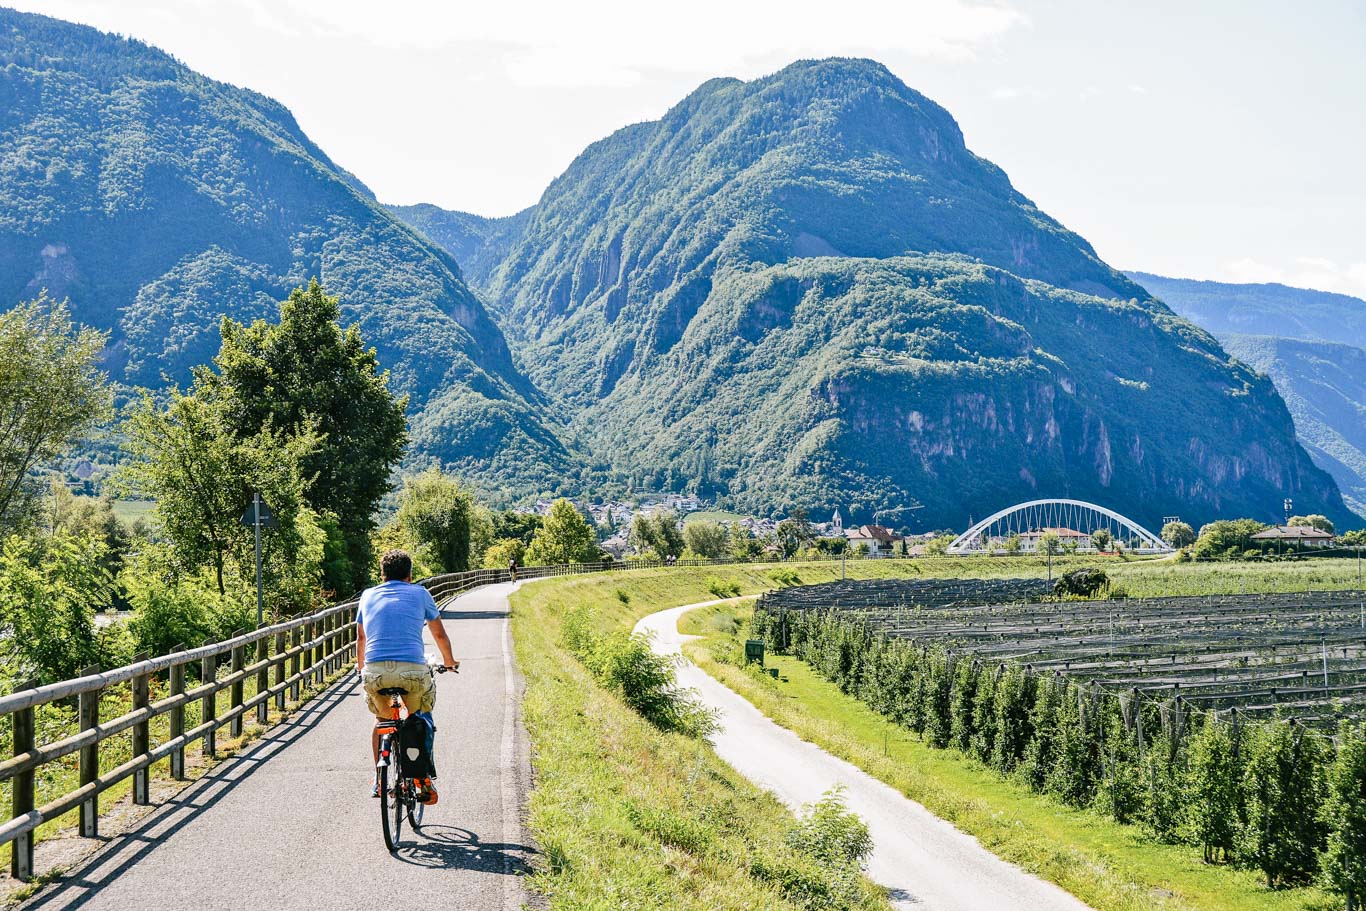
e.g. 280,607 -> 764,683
755,579 -> 1366,726
946,499 -> 1174,555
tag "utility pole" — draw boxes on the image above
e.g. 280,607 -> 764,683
240,492 -> 277,626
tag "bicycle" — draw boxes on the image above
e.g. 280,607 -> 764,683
375,662 -> 455,851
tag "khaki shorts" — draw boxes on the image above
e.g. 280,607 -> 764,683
361,661 -> 435,719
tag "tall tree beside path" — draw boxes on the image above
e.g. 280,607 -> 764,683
526,499 -> 600,565
121,389 -> 320,608
390,468 -> 478,573
200,281 -> 408,592
0,296 -> 110,531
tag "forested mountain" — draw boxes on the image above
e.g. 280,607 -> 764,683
396,59 -> 1348,529
0,8 -> 582,497
1129,274 -> 1366,520
1127,272 -> 1366,349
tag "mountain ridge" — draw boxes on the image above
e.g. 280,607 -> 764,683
396,58 -> 1349,529
0,7 -> 585,498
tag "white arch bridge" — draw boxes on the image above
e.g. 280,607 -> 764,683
946,498 -> 1174,555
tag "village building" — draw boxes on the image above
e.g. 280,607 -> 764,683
1250,525 -> 1336,549
845,524 -> 903,557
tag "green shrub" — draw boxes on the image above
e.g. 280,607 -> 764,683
561,605 -> 715,737
706,576 -> 742,598
768,568 -> 802,587
1054,567 -> 1108,598
752,787 -> 878,911
614,588 -> 631,604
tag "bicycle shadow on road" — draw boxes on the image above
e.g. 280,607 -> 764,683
392,823 -> 535,877
19,678 -> 356,911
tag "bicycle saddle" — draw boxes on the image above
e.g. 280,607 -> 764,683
377,686 -> 408,696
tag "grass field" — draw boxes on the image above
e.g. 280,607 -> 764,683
678,558 -> 1361,911
508,560 -> 942,911
109,499 -> 155,526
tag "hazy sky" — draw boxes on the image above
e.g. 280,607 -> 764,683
12,0 -> 1366,298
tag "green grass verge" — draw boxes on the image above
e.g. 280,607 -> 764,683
509,560 -> 939,911
682,599 -> 1341,911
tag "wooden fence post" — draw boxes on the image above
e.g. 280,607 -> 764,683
257,625 -> 271,724
78,664 -> 102,838
131,652 -> 150,805
11,679 -> 36,881
230,633 -> 245,737
202,638 -> 218,759
170,647 -> 186,780
290,626 -> 302,701
274,628 -> 287,711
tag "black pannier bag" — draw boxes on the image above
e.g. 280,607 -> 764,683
399,713 -> 436,777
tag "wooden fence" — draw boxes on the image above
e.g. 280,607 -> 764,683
0,559 -> 630,880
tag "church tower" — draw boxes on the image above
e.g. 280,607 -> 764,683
832,508 -> 844,535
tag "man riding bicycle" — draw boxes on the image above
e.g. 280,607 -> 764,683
356,549 -> 458,798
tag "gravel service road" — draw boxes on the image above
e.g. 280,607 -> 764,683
636,601 -> 1093,911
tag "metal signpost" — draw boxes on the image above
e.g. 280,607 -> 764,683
240,492 -> 277,626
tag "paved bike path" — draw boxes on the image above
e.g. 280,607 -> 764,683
23,582 -> 535,911
637,603 -> 1093,911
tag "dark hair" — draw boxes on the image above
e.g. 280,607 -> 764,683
380,549 -> 413,582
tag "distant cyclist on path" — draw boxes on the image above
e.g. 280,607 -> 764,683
356,549 -> 459,796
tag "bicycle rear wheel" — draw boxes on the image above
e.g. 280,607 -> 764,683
379,738 -> 402,851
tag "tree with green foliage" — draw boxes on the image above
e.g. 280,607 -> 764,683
1323,724 -> 1366,910
729,526 -> 764,561
683,520 -> 729,559
1003,533 -> 1023,556
775,510 -> 814,559
1194,519 -> 1269,561
525,499 -> 600,565
1161,521 -> 1196,549
1183,716 -> 1241,863
492,511 -> 542,546
121,390 -> 322,611
629,511 -> 684,559
482,538 -> 526,570
1240,721 -> 1327,886
1288,514 -> 1335,534
1037,530 -> 1061,557
0,532 -> 111,683
0,296 -> 111,530
1090,528 -> 1113,552
121,543 -> 253,660
391,468 -> 477,574
199,281 -> 408,592
48,481 -> 129,587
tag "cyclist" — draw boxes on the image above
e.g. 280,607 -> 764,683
356,549 -> 459,797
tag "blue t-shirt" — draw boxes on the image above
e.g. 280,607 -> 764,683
358,581 -> 440,664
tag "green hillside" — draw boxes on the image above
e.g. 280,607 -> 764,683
402,59 -> 1347,529
0,8 -> 581,498
1221,334 -> 1366,518
1127,272 -> 1366,349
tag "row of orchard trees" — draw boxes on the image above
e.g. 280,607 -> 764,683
753,605 -> 1366,906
